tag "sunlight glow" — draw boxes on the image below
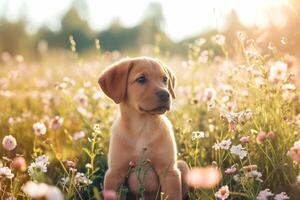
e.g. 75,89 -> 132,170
0,0 -> 288,41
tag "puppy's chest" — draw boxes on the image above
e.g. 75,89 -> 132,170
132,132 -> 160,159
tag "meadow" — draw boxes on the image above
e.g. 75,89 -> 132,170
1,33 -> 300,200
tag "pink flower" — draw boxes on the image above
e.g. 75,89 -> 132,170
49,116 -> 64,130
240,136 -> 250,144
72,131 -> 85,141
2,135 -> 17,151
269,61 -> 287,82
11,156 -> 27,172
287,140 -> 300,163
102,190 -> 117,200
267,131 -> 275,140
225,165 -> 237,175
33,122 -> 47,136
215,185 -> 230,200
256,131 -> 267,144
186,166 -> 222,189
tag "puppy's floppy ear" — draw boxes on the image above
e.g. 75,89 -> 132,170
98,58 -> 133,104
158,60 -> 176,99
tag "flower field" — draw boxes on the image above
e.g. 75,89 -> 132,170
1,33 -> 300,200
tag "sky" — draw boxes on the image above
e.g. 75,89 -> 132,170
0,0 -> 287,41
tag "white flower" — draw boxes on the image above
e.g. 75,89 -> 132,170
282,83 -> 296,91
28,155 -> 49,176
73,131 -> 85,141
230,144 -> 247,159
2,135 -> 17,151
257,188 -> 274,200
0,167 -> 14,179
269,61 -> 287,82
35,155 -> 49,165
74,172 -> 93,186
61,172 -> 92,187
192,131 -> 205,140
274,192 -> 289,200
22,181 -> 63,200
28,162 -> 48,176
203,88 -> 217,102
74,88 -> 88,107
245,170 -> 263,182
213,139 -> 231,150
212,34 -> 226,46
33,122 -> 47,136
215,185 -> 230,200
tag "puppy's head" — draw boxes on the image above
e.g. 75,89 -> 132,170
98,57 -> 176,115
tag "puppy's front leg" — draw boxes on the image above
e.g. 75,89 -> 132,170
104,169 -> 125,197
158,166 -> 182,200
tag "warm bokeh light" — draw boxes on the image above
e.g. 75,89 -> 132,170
0,0 -> 289,41
186,166 -> 222,189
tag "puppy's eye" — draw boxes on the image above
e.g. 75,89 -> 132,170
163,76 -> 168,84
136,75 -> 147,84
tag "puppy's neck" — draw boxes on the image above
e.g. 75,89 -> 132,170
118,103 -> 163,132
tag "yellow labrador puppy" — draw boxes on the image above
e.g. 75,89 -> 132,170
98,57 -> 188,200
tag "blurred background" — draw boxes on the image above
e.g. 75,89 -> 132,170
0,0 -> 299,58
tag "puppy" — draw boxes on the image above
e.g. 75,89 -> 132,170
98,57 -> 189,200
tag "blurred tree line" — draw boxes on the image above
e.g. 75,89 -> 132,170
0,0 -> 300,58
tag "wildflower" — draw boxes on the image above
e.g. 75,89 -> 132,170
215,185 -> 230,200
93,91 -> 103,100
225,165 -> 237,175
33,122 -> 47,136
72,131 -> 85,141
64,160 -> 76,169
287,140 -> 300,163
236,31 -> 246,41
49,116 -> 64,130
6,196 -> 17,200
269,61 -> 287,82
257,188 -> 274,200
198,50 -> 209,63
11,156 -> 27,172
195,38 -> 206,46
203,88 -> 217,102
243,164 -> 257,171
256,131 -> 267,144
240,136 -> 250,144
281,37 -> 288,45
2,135 -> 17,151
213,139 -> 232,150
274,192 -> 289,200
74,172 -> 92,186
85,163 -> 92,169
74,88 -> 88,107
102,190 -> 117,200
28,155 -> 49,176
186,166 -> 222,189
245,169 -> 263,182
0,167 -> 14,179
230,144 -> 247,159
212,34 -> 226,46
228,120 -> 237,131
267,131 -> 275,140
255,77 -> 265,87
192,131 -> 205,140
282,83 -> 296,91
22,181 -> 63,200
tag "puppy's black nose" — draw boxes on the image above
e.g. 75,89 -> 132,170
156,90 -> 170,102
